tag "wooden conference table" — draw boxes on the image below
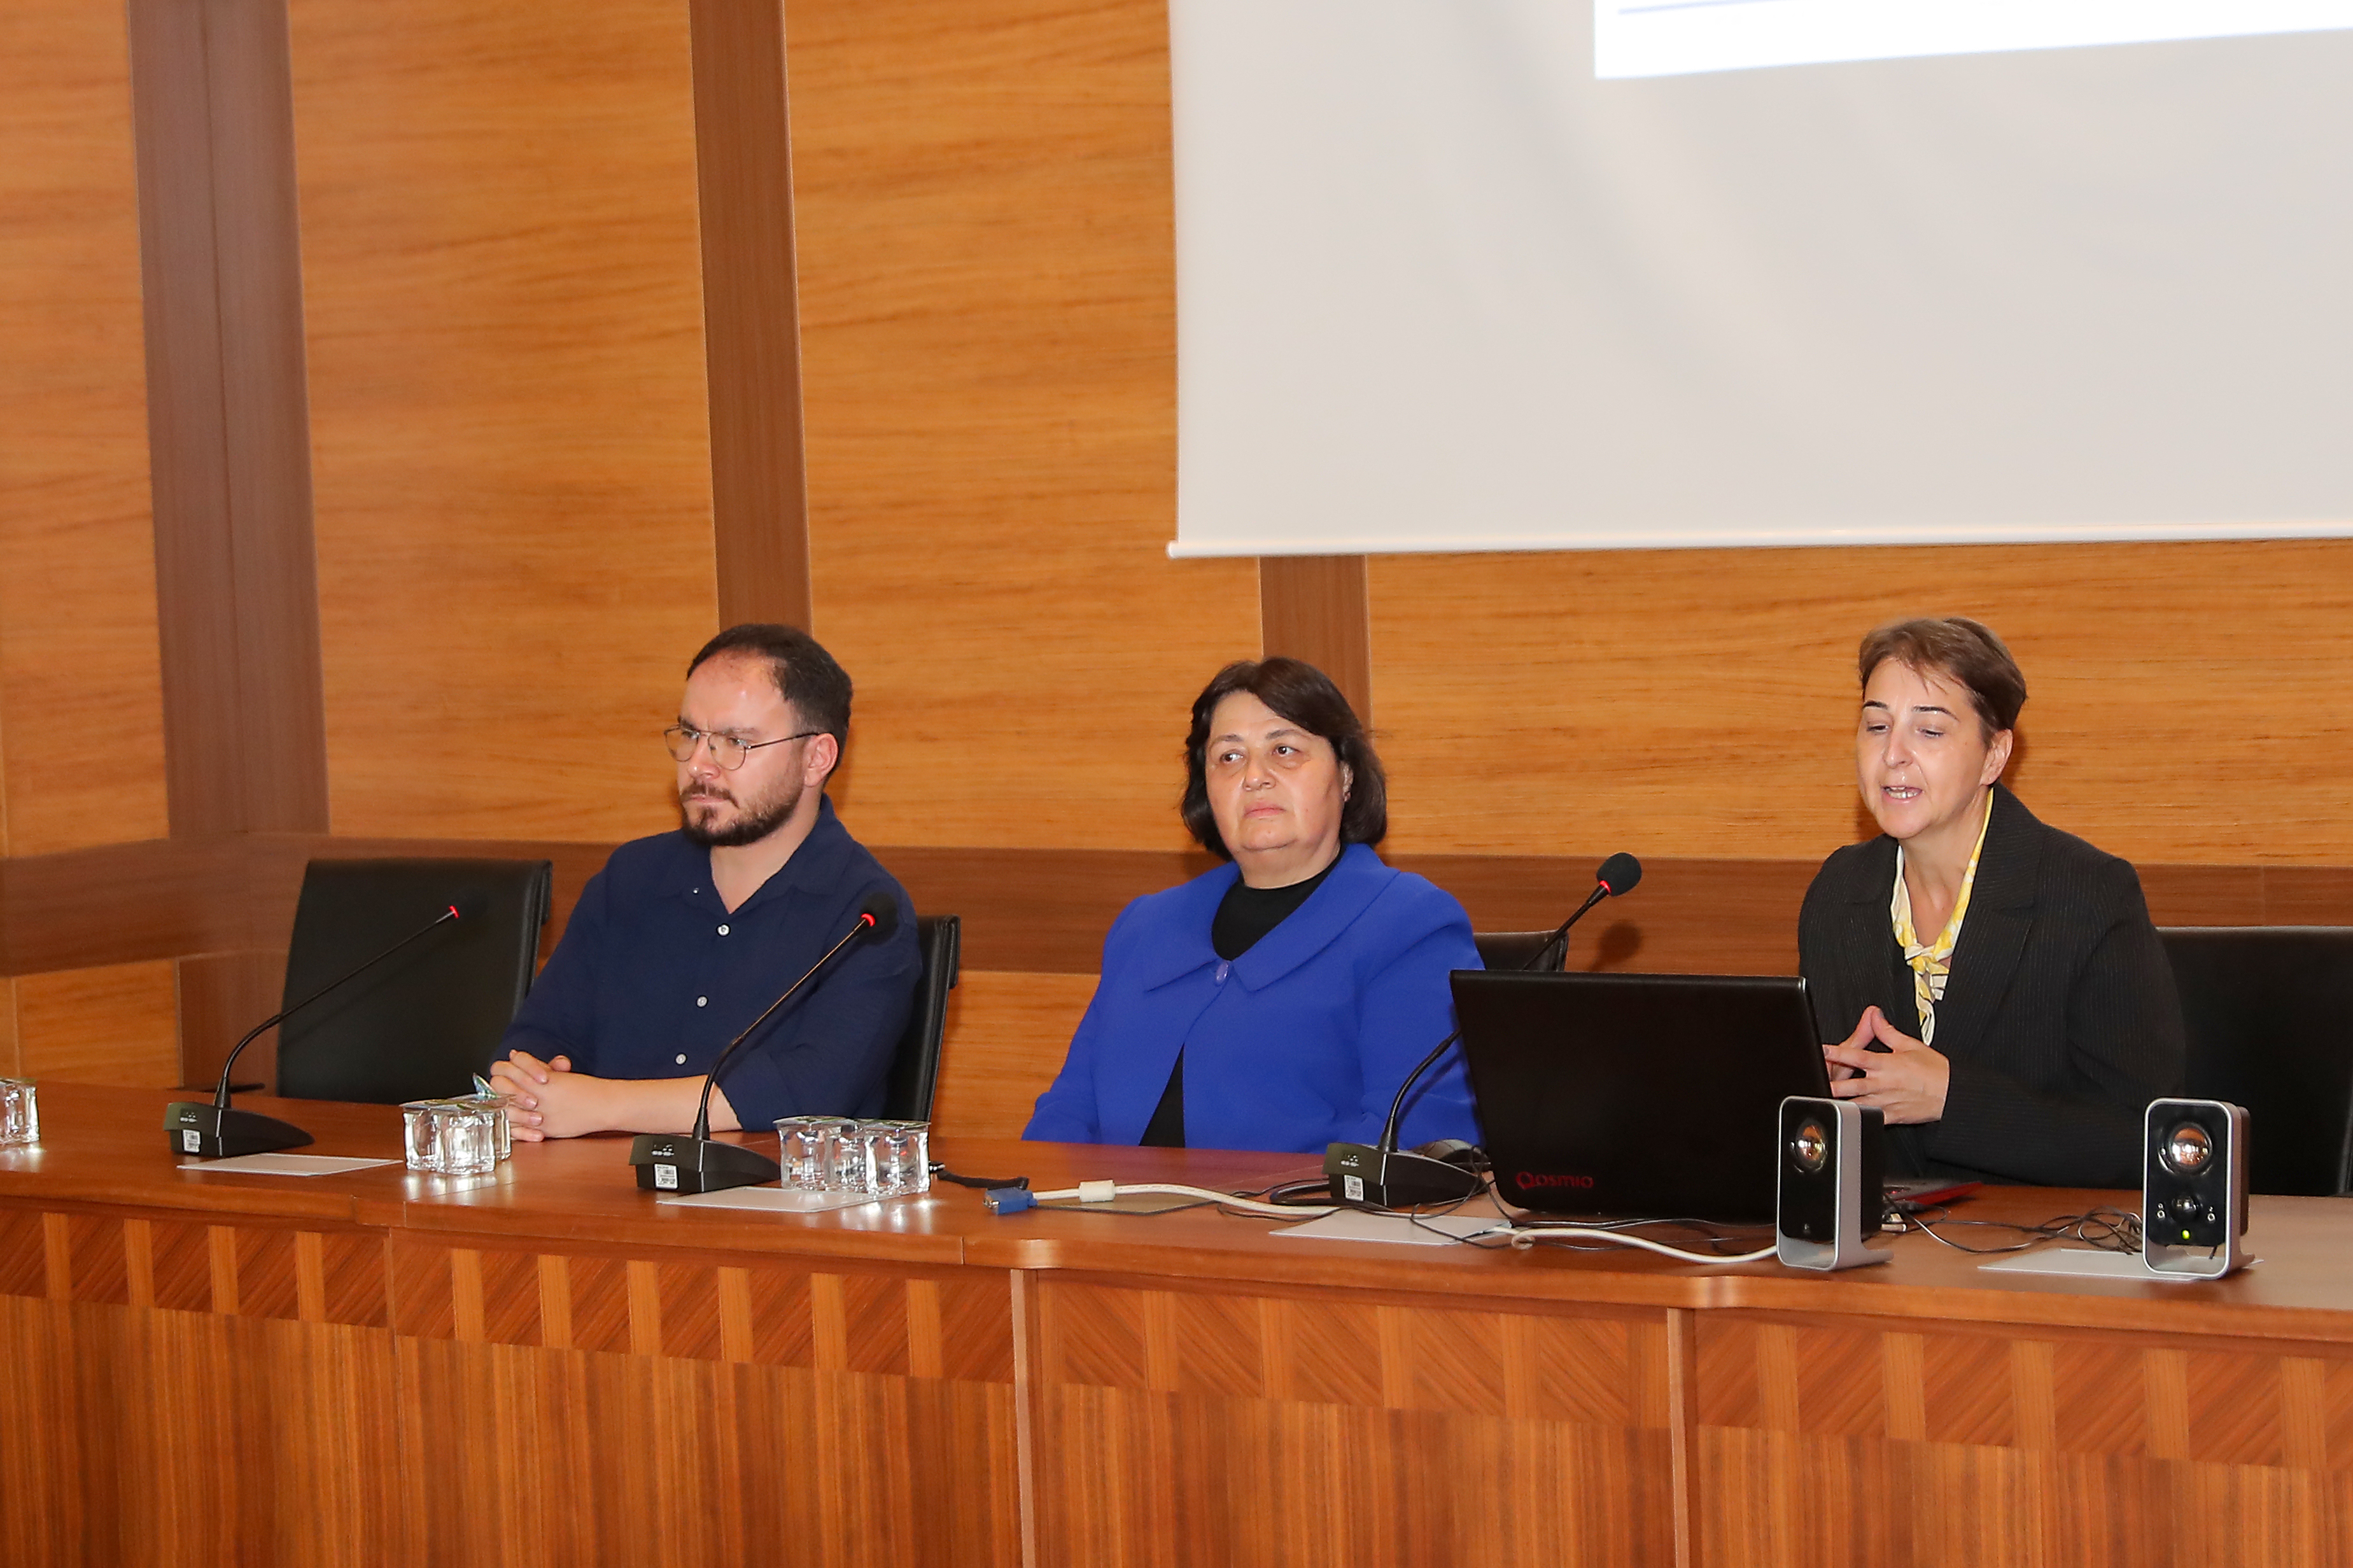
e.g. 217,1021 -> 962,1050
4,1085 -> 2352,1567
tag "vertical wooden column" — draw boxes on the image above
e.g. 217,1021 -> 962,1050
1259,554 -> 1373,725
127,0 -> 327,1083
689,0 -> 815,632
127,0 -> 329,839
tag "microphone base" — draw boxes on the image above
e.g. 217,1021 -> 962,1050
164,1102 -> 315,1159
629,1134 -> 781,1194
1323,1142 -> 1483,1208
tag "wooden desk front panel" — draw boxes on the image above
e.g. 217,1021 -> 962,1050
1696,1310 -> 2353,1568
0,1201 -> 1020,1568
1025,1270 -> 1678,1568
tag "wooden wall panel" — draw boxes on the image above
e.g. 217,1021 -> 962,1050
929,970 -> 1097,1140
1372,542 -> 2353,866
13,960 -> 180,1087
128,0 -> 332,841
288,0 -> 720,843
0,0 -> 170,858
787,0 -> 1260,851
1261,556 -> 1373,725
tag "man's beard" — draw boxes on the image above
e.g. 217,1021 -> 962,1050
679,775 -> 803,848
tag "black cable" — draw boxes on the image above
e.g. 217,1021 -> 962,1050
931,1165 -> 1029,1191
1893,1204 -> 2143,1256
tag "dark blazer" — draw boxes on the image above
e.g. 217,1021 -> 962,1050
1797,783 -> 2184,1187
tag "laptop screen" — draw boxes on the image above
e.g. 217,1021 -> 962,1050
1451,970 -> 1831,1222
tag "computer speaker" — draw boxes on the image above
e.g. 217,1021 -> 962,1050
2143,1098 -> 2250,1280
1776,1096 -> 1890,1271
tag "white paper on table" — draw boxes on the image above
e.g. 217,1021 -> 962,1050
1979,1248 -> 2259,1281
658,1187 -> 881,1214
179,1153 -> 398,1177
1274,1210 -> 1511,1247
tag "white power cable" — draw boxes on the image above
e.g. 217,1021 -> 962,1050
1501,1226 -> 1778,1263
1031,1181 -> 1337,1219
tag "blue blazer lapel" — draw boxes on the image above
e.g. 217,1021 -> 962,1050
1230,845 -> 1390,991
1133,861 -> 1239,992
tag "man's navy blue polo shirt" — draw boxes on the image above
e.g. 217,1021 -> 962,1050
500,795 -> 920,1128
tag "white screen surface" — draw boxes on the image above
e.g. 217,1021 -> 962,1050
1598,1 -> 2353,81
1168,3 -> 2353,557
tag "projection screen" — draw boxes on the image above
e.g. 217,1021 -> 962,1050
1167,1 -> 2353,557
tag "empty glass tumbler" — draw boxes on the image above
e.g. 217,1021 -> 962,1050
867,1121 -> 932,1197
457,1091 -> 514,1162
401,1099 -> 447,1171
776,1116 -> 839,1191
437,1101 -> 500,1175
0,1079 -> 38,1147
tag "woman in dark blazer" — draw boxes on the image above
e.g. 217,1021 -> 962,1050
1024,659 -> 1482,1154
1799,618 -> 2183,1188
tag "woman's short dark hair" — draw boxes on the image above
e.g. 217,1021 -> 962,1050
1179,658 -> 1387,860
1857,617 -> 2027,736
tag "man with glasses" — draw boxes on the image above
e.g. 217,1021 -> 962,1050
491,624 -> 920,1141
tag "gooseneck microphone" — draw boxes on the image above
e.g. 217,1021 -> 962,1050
1324,853 -> 1643,1208
630,890 -> 900,1194
164,897 -> 481,1159
1526,851 -> 1642,974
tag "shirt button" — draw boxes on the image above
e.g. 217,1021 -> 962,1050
675,1053 -> 688,1065
696,996 -> 708,1007
717,924 -> 729,935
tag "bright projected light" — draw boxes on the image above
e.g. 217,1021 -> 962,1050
1598,0 -> 2353,81
1167,1 -> 2353,559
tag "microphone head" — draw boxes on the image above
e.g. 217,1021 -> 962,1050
857,890 -> 901,941
447,892 -> 492,922
1595,852 -> 1643,897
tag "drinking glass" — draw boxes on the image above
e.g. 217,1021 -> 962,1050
437,1102 -> 499,1176
0,1079 -> 38,1147
775,1116 -> 835,1191
869,1121 -> 932,1198
818,1117 -> 870,1193
458,1091 -> 514,1161
401,1099 -> 449,1172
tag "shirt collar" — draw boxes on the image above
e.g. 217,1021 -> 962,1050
669,793 -> 853,911
1890,785 -> 1995,960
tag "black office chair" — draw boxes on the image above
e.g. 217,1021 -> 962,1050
1475,930 -> 1565,972
2160,926 -> 2353,1197
274,858 -> 554,1104
880,914 -> 960,1121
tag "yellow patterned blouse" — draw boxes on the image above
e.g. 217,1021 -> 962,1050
1889,792 -> 1994,1046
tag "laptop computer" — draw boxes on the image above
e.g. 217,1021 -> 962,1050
1450,970 -> 1833,1223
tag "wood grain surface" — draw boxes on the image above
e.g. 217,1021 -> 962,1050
929,970 -> 1097,1140
287,0 -> 720,844
1261,556 -> 1375,727
786,0 -> 1261,851
0,0 -> 169,858
690,0 -> 813,632
10,1086 -> 2353,1564
1372,542 -> 2353,866
128,0 -> 331,841
10,960 -> 179,1088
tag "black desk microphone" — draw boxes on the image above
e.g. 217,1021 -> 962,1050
630,890 -> 900,1194
164,897 -> 482,1158
1324,853 -> 1643,1208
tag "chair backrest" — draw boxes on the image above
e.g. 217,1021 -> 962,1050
1475,930 -> 1563,972
2160,926 -> 2353,1197
275,858 -> 554,1104
881,914 -> 961,1121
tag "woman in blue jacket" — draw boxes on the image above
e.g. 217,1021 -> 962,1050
1025,658 -> 1482,1153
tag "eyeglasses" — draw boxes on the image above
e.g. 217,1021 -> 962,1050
663,725 -> 820,771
